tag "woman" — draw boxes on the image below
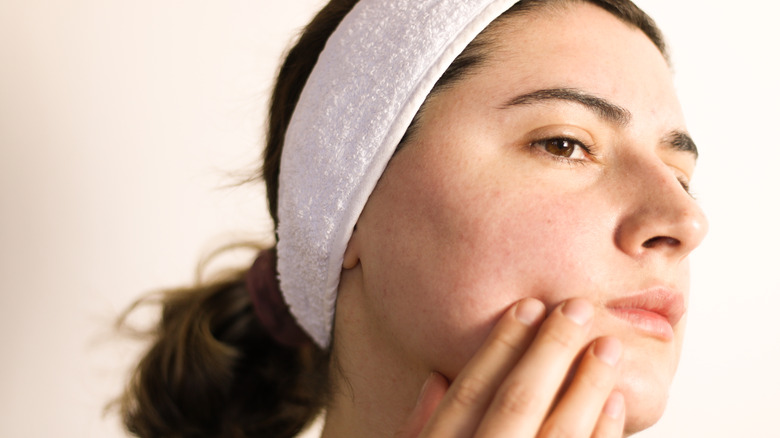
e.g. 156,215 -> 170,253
118,0 -> 707,436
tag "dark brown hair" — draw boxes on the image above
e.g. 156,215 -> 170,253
116,1 -> 667,436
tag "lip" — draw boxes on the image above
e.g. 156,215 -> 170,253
605,287 -> 686,341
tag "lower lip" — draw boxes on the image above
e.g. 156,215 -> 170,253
607,308 -> 675,341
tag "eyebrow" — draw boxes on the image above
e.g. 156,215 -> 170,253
663,130 -> 699,160
500,87 -> 632,127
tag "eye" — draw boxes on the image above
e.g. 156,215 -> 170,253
675,173 -> 696,199
531,137 -> 592,161
678,178 -> 690,193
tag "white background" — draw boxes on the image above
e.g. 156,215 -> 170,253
1,1 -> 778,436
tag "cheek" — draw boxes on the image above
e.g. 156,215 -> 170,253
360,156 -> 613,376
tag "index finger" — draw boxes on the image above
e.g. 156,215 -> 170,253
419,298 -> 546,437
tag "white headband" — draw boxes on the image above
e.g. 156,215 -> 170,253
277,0 -> 520,348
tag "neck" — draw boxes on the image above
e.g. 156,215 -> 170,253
321,363 -> 418,437
319,270 -> 429,437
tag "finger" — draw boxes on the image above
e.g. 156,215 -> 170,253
591,391 -> 625,438
394,372 -> 449,438
474,298 -> 595,438
539,336 -> 622,437
419,298 -> 547,437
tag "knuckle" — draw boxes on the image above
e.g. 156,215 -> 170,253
542,322 -> 583,350
490,329 -> 524,355
492,383 -> 541,417
578,362 -> 616,392
451,375 -> 489,407
539,421 -> 577,438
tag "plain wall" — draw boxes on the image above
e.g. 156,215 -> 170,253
1,1 -> 777,436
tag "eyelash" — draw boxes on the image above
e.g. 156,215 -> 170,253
676,174 -> 696,198
529,136 -> 596,164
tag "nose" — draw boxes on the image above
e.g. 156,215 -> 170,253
614,159 -> 709,262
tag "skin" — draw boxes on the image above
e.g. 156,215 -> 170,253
322,3 -> 707,437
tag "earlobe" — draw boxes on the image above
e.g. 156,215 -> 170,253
343,225 -> 361,269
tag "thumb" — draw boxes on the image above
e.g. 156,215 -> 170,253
394,372 -> 449,438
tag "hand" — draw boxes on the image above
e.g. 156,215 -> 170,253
395,298 -> 625,438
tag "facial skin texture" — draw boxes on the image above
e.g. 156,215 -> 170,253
326,2 -> 708,436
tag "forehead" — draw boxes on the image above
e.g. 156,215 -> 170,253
450,2 -> 684,128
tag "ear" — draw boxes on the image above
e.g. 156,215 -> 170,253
343,225 -> 361,269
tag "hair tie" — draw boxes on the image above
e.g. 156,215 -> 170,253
246,249 -> 312,348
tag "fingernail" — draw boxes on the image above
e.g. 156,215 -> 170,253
594,337 -> 622,367
561,299 -> 593,326
603,391 -> 625,420
514,299 -> 546,325
415,373 -> 435,406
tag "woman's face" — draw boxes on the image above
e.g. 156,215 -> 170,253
341,2 -> 707,433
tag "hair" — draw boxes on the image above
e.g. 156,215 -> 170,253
116,1 -> 667,437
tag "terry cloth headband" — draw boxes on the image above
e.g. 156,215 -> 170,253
277,0 -> 520,348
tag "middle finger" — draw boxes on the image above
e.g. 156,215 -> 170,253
474,298 -> 595,438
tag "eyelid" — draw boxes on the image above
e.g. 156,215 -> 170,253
668,164 -> 695,197
527,125 -> 596,148
525,125 -> 600,162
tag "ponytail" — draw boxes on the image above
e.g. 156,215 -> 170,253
116,256 -> 328,438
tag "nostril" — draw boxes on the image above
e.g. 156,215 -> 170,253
642,236 -> 680,249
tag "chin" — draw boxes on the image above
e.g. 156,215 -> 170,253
619,366 -> 673,435
604,318 -> 684,435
